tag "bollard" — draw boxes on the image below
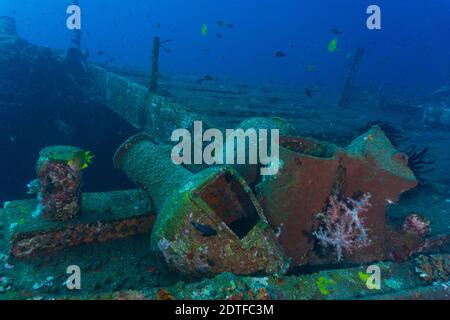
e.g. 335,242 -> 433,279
256,126 -> 418,266
231,116 -> 298,184
113,133 -> 192,213
36,146 -> 92,221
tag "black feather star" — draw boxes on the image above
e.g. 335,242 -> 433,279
401,145 -> 435,183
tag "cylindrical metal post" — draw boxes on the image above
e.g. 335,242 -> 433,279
113,133 -> 192,212
36,146 -> 86,221
149,36 -> 161,92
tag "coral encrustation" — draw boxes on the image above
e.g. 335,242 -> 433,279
38,161 -> 82,221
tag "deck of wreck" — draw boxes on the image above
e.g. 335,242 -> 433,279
1,64 -> 449,300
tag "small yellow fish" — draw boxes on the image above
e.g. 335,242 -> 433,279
328,38 -> 338,52
201,24 -> 208,36
358,271 -> 369,283
67,150 -> 95,171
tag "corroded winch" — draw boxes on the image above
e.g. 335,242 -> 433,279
113,133 -> 290,276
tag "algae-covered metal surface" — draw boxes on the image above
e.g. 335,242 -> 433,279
2,190 -> 152,234
1,190 -> 155,260
50,257 -> 450,300
88,65 -> 213,144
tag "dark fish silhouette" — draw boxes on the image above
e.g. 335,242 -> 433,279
217,20 -> 225,27
216,33 -> 223,39
227,24 -> 234,28
96,50 -> 105,56
275,51 -> 286,58
197,75 -> 214,84
191,221 -> 217,237
305,88 -> 313,98
331,28 -> 343,35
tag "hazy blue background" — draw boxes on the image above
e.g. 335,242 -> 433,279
1,0 -> 449,92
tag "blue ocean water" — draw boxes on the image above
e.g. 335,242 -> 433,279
1,0 -> 449,90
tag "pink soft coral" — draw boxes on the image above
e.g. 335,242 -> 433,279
403,213 -> 430,237
313,193 -> 372,262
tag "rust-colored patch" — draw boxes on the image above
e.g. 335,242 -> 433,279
11,215 -> 155,259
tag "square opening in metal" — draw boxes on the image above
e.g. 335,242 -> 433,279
197,171 -> 260,239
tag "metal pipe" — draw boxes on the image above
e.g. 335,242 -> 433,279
149,36 -> 161,92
